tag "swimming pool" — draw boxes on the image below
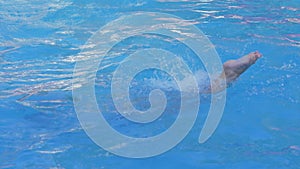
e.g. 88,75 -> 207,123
0,0 -> 299,168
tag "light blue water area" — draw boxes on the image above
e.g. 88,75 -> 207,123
0,0 -> 300,168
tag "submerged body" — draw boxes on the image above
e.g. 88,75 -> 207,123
16,51 -> 262,102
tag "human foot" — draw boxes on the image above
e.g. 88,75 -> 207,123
222,51 -> 262,83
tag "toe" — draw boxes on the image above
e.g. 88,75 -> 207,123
254,51 -> 262,58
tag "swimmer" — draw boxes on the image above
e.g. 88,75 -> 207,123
17,51 -> 262,102
208,51 -> 262,93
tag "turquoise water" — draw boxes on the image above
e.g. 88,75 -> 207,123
1,0 -> 300,168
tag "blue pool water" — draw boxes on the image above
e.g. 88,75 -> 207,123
1,0 -> 300,168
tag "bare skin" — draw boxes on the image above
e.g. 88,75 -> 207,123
210,51 -> 262,93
